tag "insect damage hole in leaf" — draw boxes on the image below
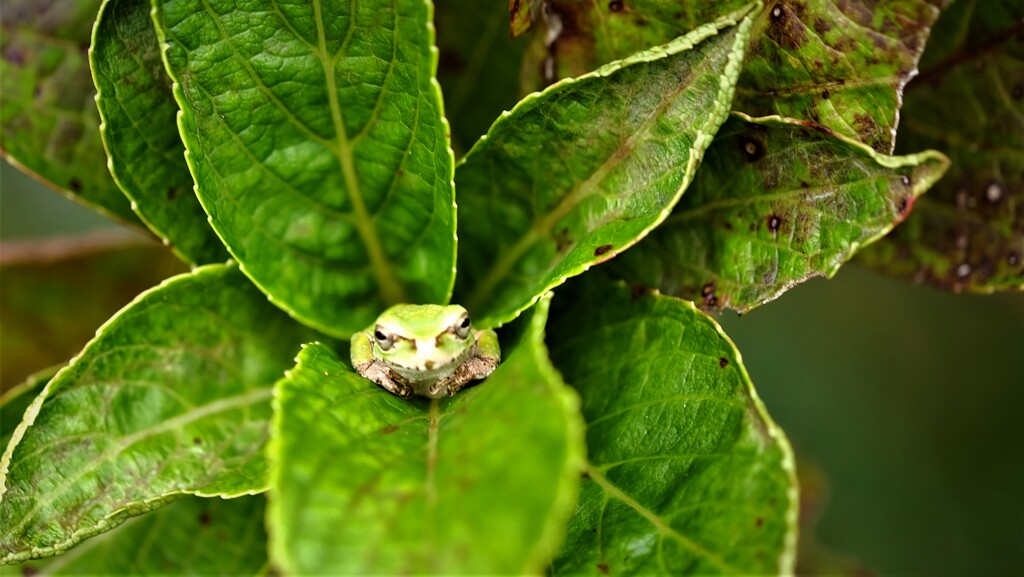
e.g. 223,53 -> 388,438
268,295 -> 585,575
454,4 -> 759,329
152,0 -> 457,337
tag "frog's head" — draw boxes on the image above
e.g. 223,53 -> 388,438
371,304 -> 476,376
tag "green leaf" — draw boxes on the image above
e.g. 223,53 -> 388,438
608,114 -> 950,313
0,236 -> 187,389
1,368 -> 55,451
435,0 -> 529,156
522,0 -> 945,153
153,0 -> 457,337
860,2 -> 1024,291
268,296 -> 585,574
453,6 -> 757,329
0,0 -> 139,224
89,0 -> 229,266
0,263 -> 318,563
547,276 -> 797,575
13,495 -> 267,576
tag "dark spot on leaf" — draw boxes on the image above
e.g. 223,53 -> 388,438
802,121 -> 834,137
167,186 -> 179,200
767,214 -> 782,233
21,567 -> 39,577
821,89 -> 829,99
634,17 -> 648,26
581,470 -> 590,479
812,17 -> 830,35
381,424 -> 400,435
767,3 -> 808,50
594,244 -> 613,256
193,437 -> 202,445
3,45 -> 26,66
596,562 -> 610,575
34,85 -> 42,100
1012,84 -> 1023,100
755,517 -> 764,528
69,178 -> 82,193
719,357 -> 729,368
608,0 -> 624,12
799,181 -> 809,189
198,510 -> 212,527
628,283 -> 651,302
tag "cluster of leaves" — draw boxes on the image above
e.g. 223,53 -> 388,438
0,0 -> 1020,574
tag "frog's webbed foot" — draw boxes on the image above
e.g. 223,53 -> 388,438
445,354 -> 500,396
356,361 -> 414,399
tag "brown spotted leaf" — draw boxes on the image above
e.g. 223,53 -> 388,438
860,2 -> 1024,291
608,114 -> 949,312
521,0 -> 945,152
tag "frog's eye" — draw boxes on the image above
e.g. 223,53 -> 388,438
454,316 -> 472,340
374,326 -> 394,350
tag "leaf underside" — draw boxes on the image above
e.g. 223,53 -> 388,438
90,0 -> 229,266
454,6 -> 756,329
608,114 -> 949,312
0,264 -> 318,563
547,275 -> 797,575
520,0 -> 944,153
860,1 -> 1024,292
269,296 -> 585,575
153,0 -> 457,337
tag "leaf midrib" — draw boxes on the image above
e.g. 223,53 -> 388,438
312,0 -> 406,305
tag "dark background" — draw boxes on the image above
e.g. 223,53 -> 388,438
3,159 -> 1022,575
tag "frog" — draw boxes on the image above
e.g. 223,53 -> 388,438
350,304 -> 501,399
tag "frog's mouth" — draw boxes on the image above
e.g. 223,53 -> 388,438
387,338 -> 474,381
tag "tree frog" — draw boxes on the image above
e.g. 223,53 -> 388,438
350,304 -> 500,399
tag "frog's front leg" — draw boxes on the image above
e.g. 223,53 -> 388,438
445,329 -> 501,396
351,332 -> 414,399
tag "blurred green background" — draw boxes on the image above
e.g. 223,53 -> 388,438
2,158 -> 1022,575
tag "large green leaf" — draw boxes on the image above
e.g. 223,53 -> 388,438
152,0 -> 457,337
0,236 -> 186,390
453,6 -> 756,329
0,0 -> 138,223
90,0 -> 229,266
268,296 -> 585,574
608,114 -> 949,313
860,1 -> 1024,292
435,0 -> 528,156
13,496 -> 267,575
0,263 -> 318,563
520,0 -> 945,153
547,276 -> 797,575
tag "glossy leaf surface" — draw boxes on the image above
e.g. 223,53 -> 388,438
153,0 -> 457,337
521,0 -> 944,152
609,114 -> 949,312
269,297 -> 584,575
0,0 -> 138,223
13,496 -> 266,576
454,6 -> 756,328
0,264 -> 317,563
90,0 -> 229,266
547,276 -> 797,575
861,1 -> 1024,291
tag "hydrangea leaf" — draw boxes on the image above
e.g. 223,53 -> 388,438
608,114 -> 949,312
12,496 -> 266,576
152,0 -> 457,337
0,0 -> 138,224
268,296 -> 585,575
547,276 -> 797,575
454,5 -> 757,329
521,0 -> 945,152
89,0 -> 229,266
860,1 -> 1024,291
1,368 -> 55,451
0,264 -> 319,563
